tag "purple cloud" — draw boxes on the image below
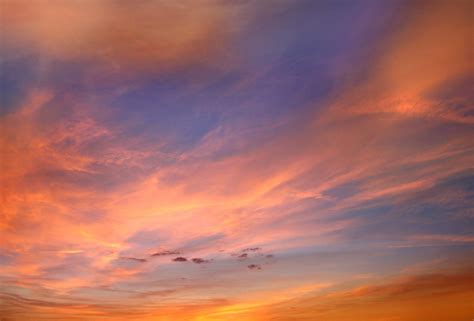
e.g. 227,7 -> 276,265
173,257 -> 188,262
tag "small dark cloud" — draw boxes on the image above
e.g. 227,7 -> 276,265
247,264 -> 261,270
173,257 -> 188,262
242,247 -> 261,252
191,258 -> 211,264
120,257 -> 147,263
265,254 -> 274,258
151,250 -> 180,257
238,253 -> 248,259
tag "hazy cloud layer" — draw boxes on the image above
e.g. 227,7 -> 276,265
0,0 -> 472,320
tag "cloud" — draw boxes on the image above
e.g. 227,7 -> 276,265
173,257 -> 188,262
242,247 -> 261,252
119,257 -> 147,263
0,1 -> 472,320
150,250 -> 181,257
0,290 -> 232,321
257,270 -> 474,321
410,234 -> 474,244
1,0 -> 239,71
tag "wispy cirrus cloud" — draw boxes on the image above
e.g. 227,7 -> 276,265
0,0 -> 472,320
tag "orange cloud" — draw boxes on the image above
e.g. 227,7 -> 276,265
256,270 -> 474,321
1,0 -> 236,71
1,1 -> 472,320
376,0 -> 472,97
328,0 -> 472,123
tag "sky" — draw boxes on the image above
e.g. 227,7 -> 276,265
0,1 -> 473,320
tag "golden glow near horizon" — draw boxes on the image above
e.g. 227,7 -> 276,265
1,1 -> 473,320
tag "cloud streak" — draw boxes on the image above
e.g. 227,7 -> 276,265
0,0 -> 472,320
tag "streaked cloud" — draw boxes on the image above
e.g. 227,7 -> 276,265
0,0 -> 472,320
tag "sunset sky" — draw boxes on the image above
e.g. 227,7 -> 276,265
0,1 -> 473,320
